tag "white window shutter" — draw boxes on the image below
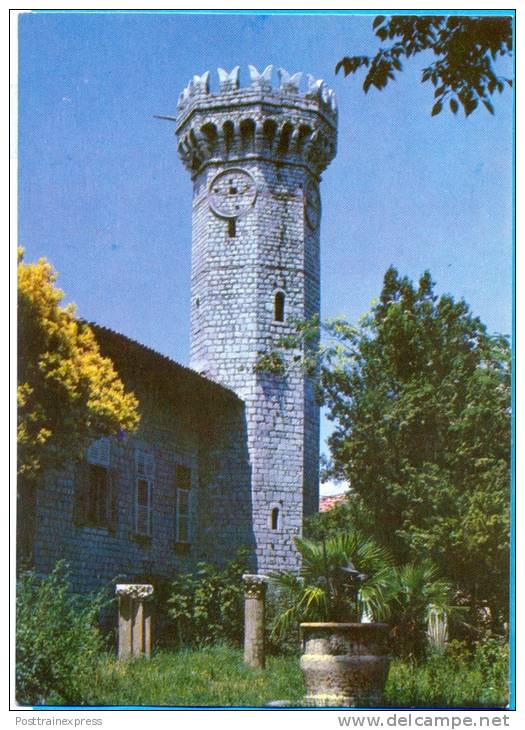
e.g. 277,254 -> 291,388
187,487 -> 194,542
136,504 -> 149,535
136,449 -> 155,479
87,437 -> 110,467
175,486 -> 191,544
144,452 -> 155,479
135,448 -> 154,536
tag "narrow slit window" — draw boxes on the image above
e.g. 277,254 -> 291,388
274,291 -> 285,322
228,218 -> 236,238
271,507 -> 279,531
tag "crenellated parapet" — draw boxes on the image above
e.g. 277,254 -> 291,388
174,65 -> 337,178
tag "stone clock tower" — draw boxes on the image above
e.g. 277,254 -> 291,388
173,65 -> 337,571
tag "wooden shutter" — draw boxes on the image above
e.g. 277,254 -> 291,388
136,480 -> 150,536
176,465 -> 191,490
187,486 -> 194,543
135,448 -> 154,536
144,452 -> 155,480
72,460 -> 90,526
87,437 -> 110,467
175,465 -> 192,544
107,468 -> 119,533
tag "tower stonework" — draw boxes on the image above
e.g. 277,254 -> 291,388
175,66 -> 337,572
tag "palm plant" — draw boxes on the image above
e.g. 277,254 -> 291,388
269,531 -> 393,639
270,532 -> 463,659
385,562 -> 461,662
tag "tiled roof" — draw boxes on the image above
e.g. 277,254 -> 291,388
89,322 -> 240,402
319,493 -> 348,512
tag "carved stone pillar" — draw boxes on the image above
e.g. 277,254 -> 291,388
115,584 -> 154,659
243,574 -> 268,669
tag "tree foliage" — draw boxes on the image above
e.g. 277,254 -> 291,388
336,15 -> 513,116
17,251 -> 140,483
317,268 -> 510,627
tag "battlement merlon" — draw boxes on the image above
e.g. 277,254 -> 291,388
172,65 -> 337,179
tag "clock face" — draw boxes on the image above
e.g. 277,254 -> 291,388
304,179 -> 321,230
208,168 -> 257,219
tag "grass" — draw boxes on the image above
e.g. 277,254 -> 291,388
89,644 -> 305,707
42,642 -> 509,708
384,653 -> 509,709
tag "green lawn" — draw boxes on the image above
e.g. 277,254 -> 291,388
90,645 -> 304,707
85,644 -> 508,708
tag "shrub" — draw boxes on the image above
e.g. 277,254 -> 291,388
253,351 -> 286,375
265,584 -> 300,656
385,562 -> 460,662
16,562 -> 107,706
384,636 -> 509,708
472,635 -> 510,702
167,549 -> 249,647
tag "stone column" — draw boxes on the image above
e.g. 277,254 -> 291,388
243,574 -> 268,669
115,584 -> 154,659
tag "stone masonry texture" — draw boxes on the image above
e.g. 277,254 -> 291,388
30,64 -> 337,592
176,66 -> 337,572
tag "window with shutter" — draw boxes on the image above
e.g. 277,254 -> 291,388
135,449 -> 154,537
87,437 -> 110,467
73,460 -> 90,526
107,468 -> 119,532
175,465 -> 192,545
87,464 -> 109,526
75,437 -> 112,528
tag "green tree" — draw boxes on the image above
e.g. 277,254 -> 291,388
316,268 -> 510,630
17,251 -> 140,559
336,15 -> 513,116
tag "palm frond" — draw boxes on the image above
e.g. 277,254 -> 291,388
300,585 -> 329,620
270,605 -> 300,641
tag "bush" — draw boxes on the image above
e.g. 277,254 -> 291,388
472,635 -> 510,700
16,562 -> 107,706
384,636 -> 509,708
167,549 -> 249,647
265,584 -> 300,656
386,562 -> 459,662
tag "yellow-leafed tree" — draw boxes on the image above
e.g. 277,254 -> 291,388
17,250 -> 140,559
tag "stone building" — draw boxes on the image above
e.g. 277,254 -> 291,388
31,65 -> 337,593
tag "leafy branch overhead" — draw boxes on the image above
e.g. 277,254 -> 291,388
17,250 -> 140,482
336,15 -> 513,116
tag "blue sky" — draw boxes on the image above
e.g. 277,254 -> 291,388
18,12 -> 514,490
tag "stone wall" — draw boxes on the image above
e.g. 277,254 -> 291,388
176,65 -> 337,572
32,328 -> 256,595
